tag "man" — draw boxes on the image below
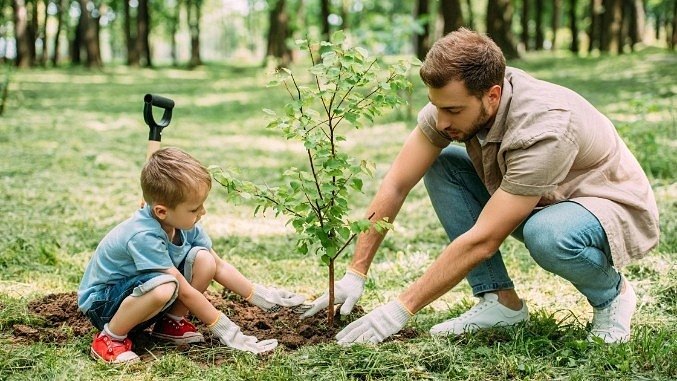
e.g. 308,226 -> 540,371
301,28 -> 659,345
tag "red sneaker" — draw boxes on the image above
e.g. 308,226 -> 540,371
151,315 -> 205,345
90,332 -> 139,364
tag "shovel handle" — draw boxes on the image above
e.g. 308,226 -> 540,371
143,94 -> 174,142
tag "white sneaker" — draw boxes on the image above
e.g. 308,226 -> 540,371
430,293 -> 529,336
589,276 -> 636,343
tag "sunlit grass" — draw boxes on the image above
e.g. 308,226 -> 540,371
0,48 -> 675,380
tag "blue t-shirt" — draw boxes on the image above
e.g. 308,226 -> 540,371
77,205 -> 212,313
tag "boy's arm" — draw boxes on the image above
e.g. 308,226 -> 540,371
209,249 -> 305,311
161,266 -> 220,324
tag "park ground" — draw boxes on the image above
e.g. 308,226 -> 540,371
0,48 -> 675,380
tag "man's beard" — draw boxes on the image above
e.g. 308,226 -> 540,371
455,103 -> 491,143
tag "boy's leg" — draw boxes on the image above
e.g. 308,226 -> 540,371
151,247 -> 214,344
86,273 -> 178,363
424,146 -> 527,336
522,201 -> 635,343
164,247 -> 216,317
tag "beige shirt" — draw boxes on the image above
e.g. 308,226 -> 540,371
417,67 -> 659,268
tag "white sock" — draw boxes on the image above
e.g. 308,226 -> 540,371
103,323 -> 126,341
165,313 -> 183,322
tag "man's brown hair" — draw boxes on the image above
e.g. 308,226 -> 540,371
141,147 -> 212,208
420,28 -> 506,97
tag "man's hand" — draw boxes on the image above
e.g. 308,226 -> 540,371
300,268 -> 366,318
247,283 -> 305,312
209,313 -> 278,354
335,300 -> 412,345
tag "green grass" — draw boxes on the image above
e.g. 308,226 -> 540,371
0,47 -> 675,380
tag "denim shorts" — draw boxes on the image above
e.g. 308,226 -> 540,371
84,246 -> 205,331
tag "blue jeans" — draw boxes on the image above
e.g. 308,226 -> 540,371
423,145 -> 622,308
84,246 -> 205,331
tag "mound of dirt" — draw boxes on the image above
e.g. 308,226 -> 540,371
8,291 -> 418,358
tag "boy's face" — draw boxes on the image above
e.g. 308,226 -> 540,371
153,185 -> 209,230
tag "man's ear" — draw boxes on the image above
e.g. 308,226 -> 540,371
487,84 -> 502,107
152,204 -> 168,220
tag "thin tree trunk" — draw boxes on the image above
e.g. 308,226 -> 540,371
13,0 -> 32,67
136,0 -> 151,67
588,0 -> 603,52
552,0 -> 561,49
440,0 -> 464,35
534,0 -> 544,50
124,0 -> 138,66
464,0 -> 474,29
671,0 -> 677,50
569,0 -> 579,53
521,0 -> 530,51
320,0 -> 330,40
40,0 -> 48,65
51,0 -> 65,66
414,0 -> 430,60
486,0 -> 520,59
29,0 -> 38,62
170,0 -> 180,66
328,258 -> 335,327
265,0 -> 291,68
601,0 -> 623,53
71,3 -> 83,65
78,0 -> 102,67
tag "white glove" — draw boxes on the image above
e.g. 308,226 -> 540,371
246,283 -> 306,312
335,300 -> 412,345
208,313 -> 278,354
300,268 -> 366,318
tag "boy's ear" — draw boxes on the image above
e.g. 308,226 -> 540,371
152,204 -> 169,220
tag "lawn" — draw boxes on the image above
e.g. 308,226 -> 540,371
0,48 -> 675,380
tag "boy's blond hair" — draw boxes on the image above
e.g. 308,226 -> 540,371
141,147 -> 212,208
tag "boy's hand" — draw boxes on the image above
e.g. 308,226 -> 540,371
209,313 -> 278,354
247,283 -> 305,312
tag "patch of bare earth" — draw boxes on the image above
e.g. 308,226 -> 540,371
7,291 -> 418,364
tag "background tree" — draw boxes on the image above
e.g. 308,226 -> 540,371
521,0 -> 531,51
266,0 -> 291,68
440,0 -> 464,35
569,0 -> 579,53
13,0 -> 33,67
487,0 -> 519,59
413,0 -> 430,60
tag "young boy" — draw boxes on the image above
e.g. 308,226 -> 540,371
78,147 -> 305,363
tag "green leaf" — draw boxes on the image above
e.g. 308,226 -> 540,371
331,30 -> 346,44
262,108 -> 276,116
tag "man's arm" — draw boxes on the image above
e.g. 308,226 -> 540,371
350,127 -> 442,275
398,189 -> 540,313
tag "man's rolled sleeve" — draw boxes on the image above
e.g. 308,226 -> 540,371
417,102 -> 451,148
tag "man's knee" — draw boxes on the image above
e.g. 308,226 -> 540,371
523,216 -> 563,270
424,145 -> 472,188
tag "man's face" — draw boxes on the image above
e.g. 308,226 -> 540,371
428,80 -> 499,142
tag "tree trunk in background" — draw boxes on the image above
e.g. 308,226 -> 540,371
340,0 -> 350,30
569,0 -> 579,53
320,0 -> 330,40
627,0 -> 645,48
441,0 -> 464,35
13,0 -> 33,67
534,0 -> 544,50
588,0 -> 603,52
464,0 -> 474,29
136,0 -> 151,67
51,0 -> 65,66
521,0 -> 530,51
170,0 -> 180,66
71,4 -> 83,65
266,0 -> 291,68
29,0 -> 38,62
78,0 -> 102,67
551,0 -> 561,49
668,0 -> 677,50
601,0 -> 623,53
39,0 -> 48,65
124,0 -> 138,66
187,0 -> 202,68
414,0 -> 430,60
486,0 -> 519,59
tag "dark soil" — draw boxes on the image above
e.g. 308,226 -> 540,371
8,291 -> 418,362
